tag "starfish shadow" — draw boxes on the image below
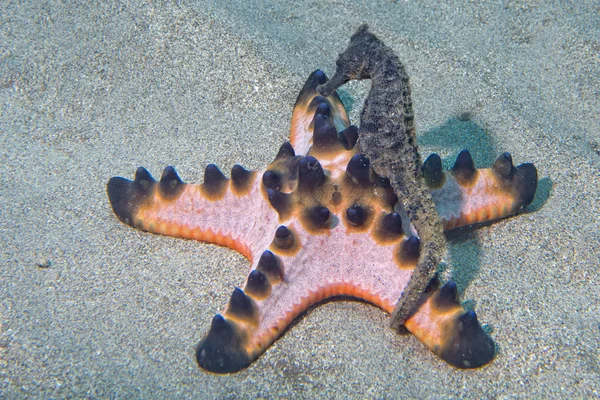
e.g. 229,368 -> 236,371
421,116 -> 548,305
527,176 -> 552,213
423,117 -> 496,301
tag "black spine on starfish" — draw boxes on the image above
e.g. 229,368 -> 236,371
263,142 -> 302,200
400,236 -> 421,264
312,110 -> 340,152
346,205 -> 368,227
266,189 -> 292,220
276,142 -> 295,159
492,152 -> 513,178
256,250 -> 283,283
491,153 -> 538,206
298,156 -> 326,190
196,314 -> 251,373
106,167 -> 156,226
230,165 -> 255,195
432,280 -> 458,309
422,153 -> 445,189
273,225 -> 294,250
227,288 -> 258,321
442,310 -> 495,368
346,153 -> 372,186
451,149 -> 477,184
245,270 -> 270,299
159,166 -> 184,199
201,164 -> 228,200
381,212 -> 404,235
262,170 -> 281,190
304,206 -> 331,230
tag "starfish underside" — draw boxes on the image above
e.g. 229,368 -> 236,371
107,71 -> 537,373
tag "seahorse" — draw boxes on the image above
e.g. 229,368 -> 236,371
317,24 -> 445,330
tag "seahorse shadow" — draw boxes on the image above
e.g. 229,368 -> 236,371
419,117 -> 497,299
341,91 -> 547,307
419,116 -> 499,167
526,176 -> 552,213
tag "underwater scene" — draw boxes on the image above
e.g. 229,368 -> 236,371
1,1 -> 598,398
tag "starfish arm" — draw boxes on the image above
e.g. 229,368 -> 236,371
196,221 -> 416,373
423,150 -> 538,231
290,70 -> 353,155
107,165 -> 278,259
196,223 -> 494,373
404,280 -> 495,368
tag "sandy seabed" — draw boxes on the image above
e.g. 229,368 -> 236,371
1,1 -> 598,398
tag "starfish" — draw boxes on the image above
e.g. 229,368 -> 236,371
107,72 -> 537,373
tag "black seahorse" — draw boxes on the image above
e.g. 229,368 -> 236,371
317,24 -> 445,330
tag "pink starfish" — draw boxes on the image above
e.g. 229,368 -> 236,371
107,70 -> 537,373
